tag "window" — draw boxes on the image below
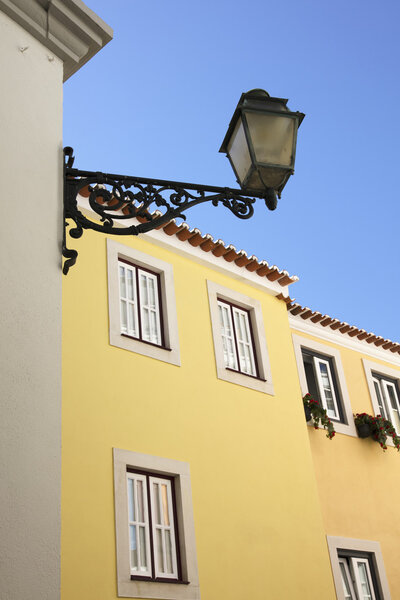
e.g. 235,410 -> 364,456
302,349 -> 342,421
218,299 -> 257,377
292,334 -> 357,436
113,448 -> 200,600
327,536 -> 391,600
363,359 -> 400,440
207,280 -> 274,395
372,374 -> 400,434
339,555 -> 377,600
127,471 -> 179,581
107,239 -> 180,366
119,260 -> 163,347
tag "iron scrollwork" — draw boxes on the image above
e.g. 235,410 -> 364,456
63,147 -> 275,274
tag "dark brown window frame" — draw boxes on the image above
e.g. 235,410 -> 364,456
218,298 -> 261,380
119,258 -> 167,349
126,468 -> 186,584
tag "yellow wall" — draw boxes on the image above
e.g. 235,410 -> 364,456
62,229 -> 337,599
292,329 -> 400,597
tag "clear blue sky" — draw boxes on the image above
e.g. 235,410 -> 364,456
64,0 -> 400,341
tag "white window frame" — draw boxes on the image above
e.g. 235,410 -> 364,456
292,334 -> 357,436
327,536 -> 391,600
207,280 -> 274,395
126,472 -> 152,578
339,557 -> 357,599
107,239 -> 180,366
313,355 -> 340,420
217,299 -> 257,376
149,475 -> 178,579
114,448 -> 200,600
363,359 -> 400,441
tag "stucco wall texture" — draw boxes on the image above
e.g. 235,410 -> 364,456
0,11 -> 62,600
62,229 -> 337,599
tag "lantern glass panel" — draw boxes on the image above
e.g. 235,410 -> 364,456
245,112 -> 295,167
227,117 -> 252,185
246,166 -> 289,191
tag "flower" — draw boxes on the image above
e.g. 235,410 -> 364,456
303,394 -> 336,440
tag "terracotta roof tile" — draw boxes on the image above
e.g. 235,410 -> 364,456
155,218 -> 298,287
288,302 -> 400,356
84,191 -> 299,290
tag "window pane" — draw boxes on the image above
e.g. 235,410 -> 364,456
153,482 -> 161,525
140,273 -> 149,306
156,528 -> 164,573
150,310 -> 158,344
120,300 -> 128,333
127,268 -> 134,301
373,378 -> 387,419
139,526 -> 147,570
137,480 -> 144,522
385,382 -> 400,433
127,478 -> 135,522
142,308 -> 150,341
165,529 -> 173,573
119,265 -> 126,298
148,277 -> 156,307
129,525 -> 138,570
340,562 -> 354,600
357,562 -> 373,600
161,484 -> 170,526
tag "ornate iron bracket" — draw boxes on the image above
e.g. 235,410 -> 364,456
63,147 -> 277,274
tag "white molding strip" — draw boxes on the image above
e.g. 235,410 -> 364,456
290,316 -> 400,367
0,0 -> 113,80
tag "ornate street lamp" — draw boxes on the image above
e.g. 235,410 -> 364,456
63,89 -> 304,274
219,89 -> 305,209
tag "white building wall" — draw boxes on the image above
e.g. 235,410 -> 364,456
0,2 -> 112,597
0,12 -> 63,599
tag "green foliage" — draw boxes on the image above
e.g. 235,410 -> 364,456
303,393 -> 335,440
353,413 -> 400,452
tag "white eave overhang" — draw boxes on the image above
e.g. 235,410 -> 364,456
0,0 -> 113,81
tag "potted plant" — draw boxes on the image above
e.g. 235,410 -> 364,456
371,415 -> 400,451
353,413 -> 400,451
354,413 -> 372,438
303,394 -> 336,440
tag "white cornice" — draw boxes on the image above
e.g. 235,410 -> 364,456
289,315 -> 400,367
0,0 -> 113,81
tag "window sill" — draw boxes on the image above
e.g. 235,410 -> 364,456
131,576 -> 189,585
121,333 -> 172,352
226,367 -> 267,383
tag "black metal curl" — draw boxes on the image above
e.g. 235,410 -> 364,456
62,147 -> 271,274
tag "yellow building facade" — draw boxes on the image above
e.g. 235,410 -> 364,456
62,214 -> 399,599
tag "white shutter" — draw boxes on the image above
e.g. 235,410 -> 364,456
119,262 -> 139,338
382,380 -> 400,434
149,476 -> 178,579
373,377 -> 388,420
218,301 -> 238,370
232,307 -> 256,376
339,558 -> 356,600
126,473 -> 152,577
351,557 -> 376,600
138,270 -> 162,345
313,357 -> 339,419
